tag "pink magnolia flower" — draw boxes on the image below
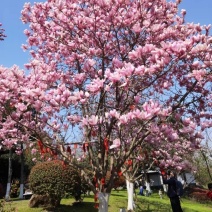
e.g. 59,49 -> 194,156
188,69 -> 206,81
110,138 -> 120,149
16,103 -> 27,112
133,109 -> 143,119
132,23 -> 142,33
134,95 -> 140,103
109,109 -> 120,119
142,100 -> 161,115
3,139 -> 16,149
31,148 -> 37,154
108,72 -> 121,83
86,79 -> 104,93
15,150 -> 23,155
88,115 -> 98,126
118,115 -> 128,125
169,132 -> 179,141
112,57 -> 123,68
81,117 -> 88,126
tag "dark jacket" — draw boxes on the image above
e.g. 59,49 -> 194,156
163,176 -> 177,198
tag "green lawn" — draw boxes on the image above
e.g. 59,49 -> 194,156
1,190 -> 212,212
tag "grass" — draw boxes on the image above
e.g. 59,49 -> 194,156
1,189 -> 212,212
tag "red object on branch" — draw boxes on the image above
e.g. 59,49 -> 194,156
91,130 -> 97,137
41,148 -> 46,154
67,146 -> 71,154
101,178 -> 105,185
154,159 -> 158,165
37,140 -> 44,153
130,105 -> 135,110
74,144 -> 78,149
104,137 -> 109,151
160,169 -> 165,175
37,140 -> 42,147
118,171 -> 122,176
127,159 -> 132,166
85,142 -> 89,151
94,193 -> 98,202
93,176 -> 97,183
82,143 -> 86,152
94,203 -> 99,209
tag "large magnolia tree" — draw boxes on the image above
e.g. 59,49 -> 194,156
0,0 -> 212,211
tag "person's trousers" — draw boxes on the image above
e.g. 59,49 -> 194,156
169,196 -> 183,212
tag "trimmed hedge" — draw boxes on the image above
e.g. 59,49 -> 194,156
184,185 -> 212,203
29,160 -> 81,205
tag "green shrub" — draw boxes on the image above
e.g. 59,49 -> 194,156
10,179 -> 20,198
29,160 -> 81,205
0,199 -> 16,212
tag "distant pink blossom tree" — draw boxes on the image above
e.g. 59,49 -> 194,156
0,0 -> 212,211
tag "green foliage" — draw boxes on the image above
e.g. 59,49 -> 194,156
192,150 -> 212,187
0,199 -> 16,212
29,160 -> 81,201
10,179 -> 20,198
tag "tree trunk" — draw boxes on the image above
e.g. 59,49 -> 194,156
19,143 -> 24,199
159,175 -> 167,192
98,192 -> 110,212
5,148 -> 12,200
145,181 -> 151,196
126,180 -> 135,211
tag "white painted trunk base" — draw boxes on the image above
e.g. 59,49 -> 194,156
126,180 -> 135,211
19,184 -> 24,199
160,175 -> 167,192
145,182 -> 151,196
5,183 -> 11,200
98,192 -> 110,212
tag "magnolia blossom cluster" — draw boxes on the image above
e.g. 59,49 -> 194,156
20,0 -> 211,167
0,66 -> 33,146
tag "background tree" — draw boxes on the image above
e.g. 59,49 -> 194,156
0,148 -> 33,198
192,145 -> 212,186
194,151 -> 212,186
0,1 -> 211,211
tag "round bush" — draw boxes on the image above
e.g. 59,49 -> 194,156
29,160 -> 81,205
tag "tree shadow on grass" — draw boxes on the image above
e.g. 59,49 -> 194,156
44,202 -> 98,212
135,200 -> 172,212
111,193 -> 126,197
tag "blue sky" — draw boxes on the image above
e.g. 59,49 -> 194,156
0,0 -> 212,70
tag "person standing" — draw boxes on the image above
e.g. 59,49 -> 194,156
162,170 -> 183,212
138,186 -> 144,195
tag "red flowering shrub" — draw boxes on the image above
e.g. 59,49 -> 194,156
190,191 -> 209,202
184,185 -> 211,203
207,191 -> 212,200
